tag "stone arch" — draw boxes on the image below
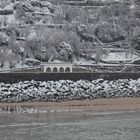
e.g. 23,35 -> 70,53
65,67 -> 71,72
42,63 -> 73,73
52,67 -> 58,73
59,67 -> 64,72
46,67 -> 51,72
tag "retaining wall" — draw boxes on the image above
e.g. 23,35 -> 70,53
0,73 -> 140,83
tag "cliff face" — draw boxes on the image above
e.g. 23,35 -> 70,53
0,0 -> 139,70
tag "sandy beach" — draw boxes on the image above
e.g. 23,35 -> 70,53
0,98 -> 140,113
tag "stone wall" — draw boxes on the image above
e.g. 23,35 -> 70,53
0,73 -> 140,83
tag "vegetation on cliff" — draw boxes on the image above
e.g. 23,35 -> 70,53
0,0 -> 140,69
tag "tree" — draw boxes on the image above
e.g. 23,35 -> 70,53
43,28 -> 80,62
0,32 -> 9,46
99,3 -> 131,22
59,42 -> 73,62
0,51 -> 6,68
14,1 -> 34,22
61,5 -> 79,23
26,27 -> 81,62
131,34 -> 140,50
94,22 -> 127,43
0,49 -> 18,69
0,0 -> 11,9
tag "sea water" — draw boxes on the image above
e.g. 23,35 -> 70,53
0,111 -> 140,140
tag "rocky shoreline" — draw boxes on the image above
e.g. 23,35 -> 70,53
0,79 -> 140,102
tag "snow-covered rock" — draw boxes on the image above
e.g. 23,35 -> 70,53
0,79 -> 140,102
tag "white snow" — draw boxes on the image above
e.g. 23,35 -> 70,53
73,58 -> 94,65
130,4 -> 136,9
102,52 -> 138,62
0,79 -> 140,103
3,3 -> 14,10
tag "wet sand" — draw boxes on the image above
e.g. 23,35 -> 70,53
0,98 -> 140,112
